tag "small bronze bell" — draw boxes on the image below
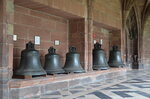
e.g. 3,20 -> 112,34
15,41 -> 46,76
44,47 -> 65,74
93,42 -> 109,70
108,46 -> 124,67
63,47 -> 85,73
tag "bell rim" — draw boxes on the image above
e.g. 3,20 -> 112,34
108,63 -> 125,67
108,63 -> 124,65
93,66 -> 109,70
45,69 -> 65,74
108,64 -> 124,67
64,69 -> 85,73
15,70 -> 47,76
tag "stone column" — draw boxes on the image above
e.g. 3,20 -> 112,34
84,0 -> 93,71
0,0 -> 14,99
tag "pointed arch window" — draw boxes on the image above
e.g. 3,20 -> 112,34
126,7 -> 138,40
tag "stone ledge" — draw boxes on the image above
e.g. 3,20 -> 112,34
10,68 -> 127,99
10,68 -> 127,88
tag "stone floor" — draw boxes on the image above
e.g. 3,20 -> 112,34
29,69 -> 150,99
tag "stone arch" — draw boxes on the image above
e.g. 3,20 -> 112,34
121,0 -> 136,65
140,2 -> 150,66
125,6 -> 140,68
121,0 -> 148,69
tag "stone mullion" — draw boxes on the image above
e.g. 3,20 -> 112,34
121,4 -> 126,64
121,0 -> 127,65
136,9 -> 143,68
84,0 -> 88,72
121,0 -> 134,66
132,2 -> 144,68
84,17 -> 89,72
0,0 -> 14,99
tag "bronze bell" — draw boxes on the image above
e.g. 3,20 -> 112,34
44,47 -> 65,74
63,47 -> 85,73
108,46 -> 124,67
93,42 -> 109,70
15,41 -> 46,76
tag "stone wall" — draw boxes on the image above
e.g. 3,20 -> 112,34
92,0 -> 121,29
93,27 -> 121,59
69,19 -> 85,66
33,0 -> 86,17
110,30 -> 121,49
92,0 -> 122,60
0,0 -> 14,99
93,26 -> 110,59
143,16 -> 150,69
14,0 -> 121,71
13,5 -> 68,70
0,0 -> 126,99
14,0 -> 87,19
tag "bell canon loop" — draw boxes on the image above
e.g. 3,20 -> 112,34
15,41 -> 46,76
44,47 -> 65,74
63,46 -> 85,73
108,46 -> 124,67
93,42 -> 109,70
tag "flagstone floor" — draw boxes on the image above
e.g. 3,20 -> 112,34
29,69 -> 150,99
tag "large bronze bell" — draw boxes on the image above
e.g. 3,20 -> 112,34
44,47 -> 65,74
15,41 -> 46,76
93,42 -> 109,70
63,47 -> 85,73
108,46 -> 124,67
